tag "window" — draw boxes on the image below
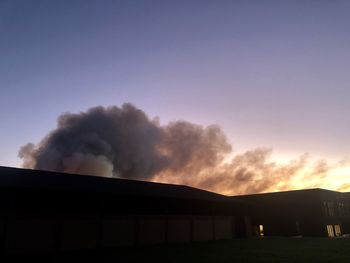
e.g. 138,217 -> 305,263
323,202 -> 328,216
258,224 -> 264,236
338,203 -> 345,217
327,202 -> 335,217
326,225 -> 334,237
334,225 -> 341,237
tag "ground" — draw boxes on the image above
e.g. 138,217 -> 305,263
11,237 -> 350,262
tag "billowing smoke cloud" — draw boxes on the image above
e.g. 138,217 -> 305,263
19,103 -> 230,179
19,103 -> 350,195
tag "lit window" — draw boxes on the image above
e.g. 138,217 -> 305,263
326,225 -> 334,237
334,225 -> 341,237
258,224 -> 264,236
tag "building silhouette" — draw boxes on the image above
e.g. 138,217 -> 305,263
0,166 -> 349,255
232,189 -> 350,237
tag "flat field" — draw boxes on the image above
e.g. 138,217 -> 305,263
112,237 -> 350,263
13,237 -> 350,262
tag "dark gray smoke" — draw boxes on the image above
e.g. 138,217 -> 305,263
19,103 -> 230,180
19,103 -> 347,194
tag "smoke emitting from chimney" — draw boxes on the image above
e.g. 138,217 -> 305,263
19,103 -> 350,194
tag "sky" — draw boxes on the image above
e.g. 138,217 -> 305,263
0,1 -> 349,192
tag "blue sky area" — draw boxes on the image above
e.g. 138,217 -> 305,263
1,0 -> 350,167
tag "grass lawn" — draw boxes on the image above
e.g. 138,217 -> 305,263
49,237 -> 350,262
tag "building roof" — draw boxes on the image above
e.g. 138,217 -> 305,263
230,188 -> 342,198
0,166 -> 236,203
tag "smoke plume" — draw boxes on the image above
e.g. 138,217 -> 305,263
19,103 -> 350,195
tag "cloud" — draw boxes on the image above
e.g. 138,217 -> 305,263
19,103 -> 350,195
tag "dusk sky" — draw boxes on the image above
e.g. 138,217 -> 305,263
1,1 -> 350,193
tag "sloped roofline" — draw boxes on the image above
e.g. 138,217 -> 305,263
0,166 -> 233,202
231,187 -> 343,198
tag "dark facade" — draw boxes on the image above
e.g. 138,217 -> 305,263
0,166 -> 251,254
1,166 -> 349,254
232,189 -> 350,237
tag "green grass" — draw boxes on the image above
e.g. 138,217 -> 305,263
54,237 -> 350,263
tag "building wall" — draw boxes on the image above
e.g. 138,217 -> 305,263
193,216 -> 214,241
167,216 -> 191,243
214,216 -> 233,240
1,213 -> 236,254
0,167 -> 253,254
101,215 -> 136,247
61,215 -> 100,250
137,216 -> 166,245
6,215 -> 56,253
235,189 -> 350,237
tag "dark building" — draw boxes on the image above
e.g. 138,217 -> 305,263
232,189 -> 350,238
0,166 -> 349,255
0,166 -> 251,254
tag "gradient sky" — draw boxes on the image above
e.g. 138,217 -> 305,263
1,0 -> 350,173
